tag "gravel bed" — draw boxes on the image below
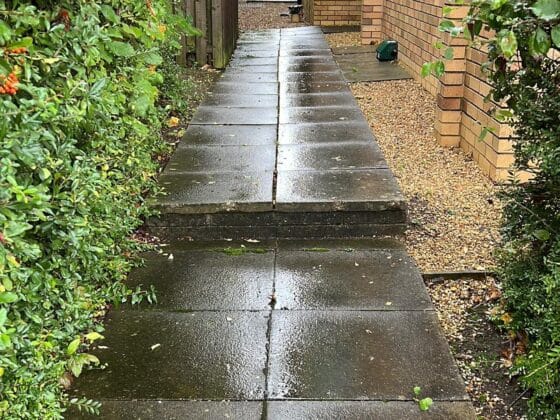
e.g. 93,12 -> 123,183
428,277 -> 527,419
351,80 -> 501,272
324,31 -> 361,48
239,2 -> 305,31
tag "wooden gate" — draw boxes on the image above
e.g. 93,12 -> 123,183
180,0 -> 238,69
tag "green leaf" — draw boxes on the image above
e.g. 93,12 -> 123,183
108,41 -> 135,58
531,27 -> 551,55
9,37 -> 33,49
491,0 -> 508,9
534,229 -> 551,241
100,5 -> 120,24
143,51 -> 163,66
0,309 -> 7,328
421,62 -> 432,78
444,47 -> 454,60
499,30 -> 518,58
418,397 -> 433,411
433,60 -> 446,77
413,386 -> 422,397
39,168 -> 51,181
85,332 -> 104,342
531,0 -> 560,21
552,26 -> 560,47
67,338 -> 81,355
0,21 -> 11,44
0,293 -> 18,304
90,78 -> 107,97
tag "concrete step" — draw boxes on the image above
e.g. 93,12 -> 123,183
147,28 -> 406,240
70,239 -> 474,419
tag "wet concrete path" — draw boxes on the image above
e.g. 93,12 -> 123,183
71,28 -> 475,419
150,26 -> 406,241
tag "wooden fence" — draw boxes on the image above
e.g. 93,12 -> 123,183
178,0 -> 239,69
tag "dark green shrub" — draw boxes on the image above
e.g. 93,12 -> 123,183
434,1 -> 560,417
0,0 -> 195,417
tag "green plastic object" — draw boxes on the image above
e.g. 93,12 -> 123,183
376,40 -> 398,62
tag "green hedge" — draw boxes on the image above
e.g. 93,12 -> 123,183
0,1 -> 193,417
435,1 -> 560,417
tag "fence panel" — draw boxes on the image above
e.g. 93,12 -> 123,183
180,0 -> 238,69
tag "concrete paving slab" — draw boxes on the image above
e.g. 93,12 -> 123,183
333,53 -> 412,83
274,249 -> 431,310
277,143 -> 386,170
233,50 -> 279,58
157,171 -> 273,213
267,401 -> 476,420
166,145 -> 276,174
342,62 -> 412,83
280,81 -> 349,94
279,71 -> 343,83
127,251 -> 274,310
280,92 -> 356,108
278,121 -> 374,144
191,106 -> 277,125
280,49 -> 332,57
267,310 -> 468,400
280,62 -> 340,73
279,106 -> 364,124
202,93 -> 278,108
69,401 -> 263,420
281,41 -> 330,50
73,310 -> 268,400
276,222 -> 406,238
279,56 -> 336,66
275,169 -> 405,212
276,238 -> 405,251
225,65 -> 278,74
228,57 -> 279,66
234,46 -> 280,54
218,72 -> 278,83
179,124 -> 277,146
332,45 -> 378,55
212,81 -> 278,95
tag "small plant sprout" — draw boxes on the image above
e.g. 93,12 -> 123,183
413,386 -> 434,412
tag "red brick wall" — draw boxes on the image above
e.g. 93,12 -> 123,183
304,0 -> 362,26
360,0 -> 514,181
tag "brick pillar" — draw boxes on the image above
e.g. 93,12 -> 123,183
361,0 -> 383,45
434,3 -> 468,147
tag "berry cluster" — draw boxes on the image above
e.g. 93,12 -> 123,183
0,72 -> 19,95
6,47 -> 28,55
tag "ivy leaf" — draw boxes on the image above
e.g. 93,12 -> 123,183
108,41 -> 135,58
444,47 -> 454,59
531,0 -> 560,21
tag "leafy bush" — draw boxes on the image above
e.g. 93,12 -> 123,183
436,0 -> 560,417
0,0 -> 194,417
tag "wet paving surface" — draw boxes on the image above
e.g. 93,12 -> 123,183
70,28 -> 474,419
